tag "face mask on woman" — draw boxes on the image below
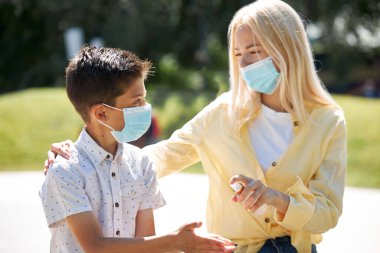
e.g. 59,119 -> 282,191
240,57 -> 280,94
98,103 -> 152,143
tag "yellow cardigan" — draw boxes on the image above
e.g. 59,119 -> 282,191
144,92 -> 347,253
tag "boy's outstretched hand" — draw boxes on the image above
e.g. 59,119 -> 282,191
173,221 -> 236,253
44,140 -> 73,175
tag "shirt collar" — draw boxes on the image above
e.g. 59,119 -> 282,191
75,128 -> 125,166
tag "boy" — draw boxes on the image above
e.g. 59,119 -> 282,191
40,46 -> 235,253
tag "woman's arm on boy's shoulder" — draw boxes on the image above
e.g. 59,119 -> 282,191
44,140 -> 74,174
66,211 -> 235,253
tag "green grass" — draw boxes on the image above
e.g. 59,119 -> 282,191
334,95 -> 380,188
0,88 -> 83,170
0,88 -> 379,188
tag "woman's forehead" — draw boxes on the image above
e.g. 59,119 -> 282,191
234,24 -> 261,47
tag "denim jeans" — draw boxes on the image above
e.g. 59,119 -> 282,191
257,236 -> 317,253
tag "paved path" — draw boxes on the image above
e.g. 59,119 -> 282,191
0,171 -> 379,252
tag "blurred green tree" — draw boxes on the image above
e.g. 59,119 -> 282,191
0,0 -> 379,93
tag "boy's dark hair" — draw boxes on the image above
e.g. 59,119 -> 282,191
66,46 -> 152,122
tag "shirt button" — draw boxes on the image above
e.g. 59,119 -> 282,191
272,161 -> 277,167
293,121 -> 299,126
106,154 -> 110,159
111,172 -> 116,177
116,230 -> 120,236
115,202 -> 119,208
265,218 -> 270,223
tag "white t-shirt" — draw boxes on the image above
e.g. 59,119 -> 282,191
248,105 -> 294,173
40,129 -> 166,253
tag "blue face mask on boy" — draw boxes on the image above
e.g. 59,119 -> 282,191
98,103 -> 152,143
240,57 -> 280,94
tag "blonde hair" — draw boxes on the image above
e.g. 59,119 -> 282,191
228,0 -> 338,126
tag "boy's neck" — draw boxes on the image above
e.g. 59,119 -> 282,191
85,123 -> 118,157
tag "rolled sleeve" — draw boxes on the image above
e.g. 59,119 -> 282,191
40,160 -> 92,227
274,176 -> 316,231
139,158 -> 166,210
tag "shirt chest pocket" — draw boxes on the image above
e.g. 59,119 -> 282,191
121,181 -> 146,199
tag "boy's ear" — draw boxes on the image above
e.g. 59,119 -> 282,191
92,104 -> 107,120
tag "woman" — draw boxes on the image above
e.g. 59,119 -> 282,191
46,0 -> 347,252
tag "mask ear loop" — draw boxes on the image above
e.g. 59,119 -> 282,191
101,103 -> 123,112
96,103 -> 119,131
97,119 -> 116,131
